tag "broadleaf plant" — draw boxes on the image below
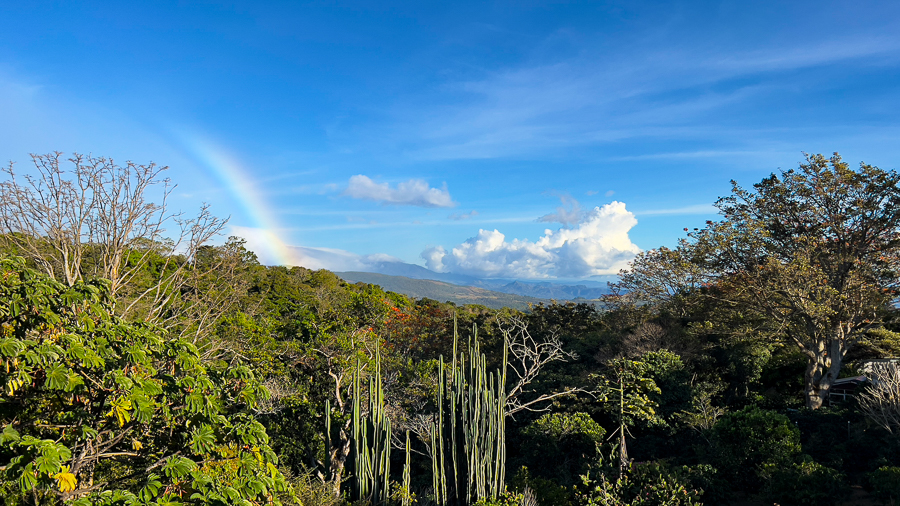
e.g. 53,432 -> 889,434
0,256 -> 289,505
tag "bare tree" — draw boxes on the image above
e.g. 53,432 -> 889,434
500,316 -> 586,416
859,363 -> 900,434
0,152 -> 231,340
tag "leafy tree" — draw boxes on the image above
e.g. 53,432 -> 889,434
867,466 -> 900,505
619,153 -> 900,409
635,350 -> 691,426
0,256 -> 287,505
594,358 -> 660,476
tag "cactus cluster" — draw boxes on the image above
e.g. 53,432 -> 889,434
351,348 -> 397,504
337,318 -> 508,505
431,318 -> 508,505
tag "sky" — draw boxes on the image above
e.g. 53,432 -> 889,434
2,1 -> 900,280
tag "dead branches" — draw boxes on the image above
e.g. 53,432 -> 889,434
500,316 -> 586,416
0,152 -> 231,342
859,362 -> 900,434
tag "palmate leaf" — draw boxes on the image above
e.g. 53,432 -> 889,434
130,394 -> 156,424
66,373 -> 84,391
68,342 -> 105,369
0,338 -> 22,357
45,363 -> 69,390
9,295 -> 22,317
19,462 -> 37,491
6,371 -> 30,395
190,425 -> 216,455
185,391 -> 205,414
163,456 -> 197,479
0,425 -> 20,444
138,473 -> 162,501
137,377 -> 163,396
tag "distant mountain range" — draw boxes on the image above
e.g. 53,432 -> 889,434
337,262 -> 614,309
337,272 -> 547,310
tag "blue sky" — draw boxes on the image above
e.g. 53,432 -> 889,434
2,1 -> 900,279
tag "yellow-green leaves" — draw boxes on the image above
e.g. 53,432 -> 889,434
5,371 -> 28,395
106,397 -> 133,427
54,465 -> 77,492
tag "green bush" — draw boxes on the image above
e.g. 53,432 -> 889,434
510,467 -> 574,506
708,406 -> 801,490
762,460 -> 850,506
521,412 -> 606,487
576,462 -> 702,506
474,490 -> 525,506
677,464 -> 729,504
0,256 -> 289,505
867,466 -> 900,505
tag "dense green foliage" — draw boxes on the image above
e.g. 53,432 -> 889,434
762,460 -> 850,506
867,466 -> 900,504
0,257 -> 287,505
706,406 -> 801,490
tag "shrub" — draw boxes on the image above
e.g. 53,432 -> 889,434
576,462 -> 702,506
520,412 -> 606,487
474,490 -> 525,506
677,464 -> 729,504
867,466 -> 900,505
0,256 -> 288,505
762,460 -> 850,506
510,467 -> 574,506
708,406 -> 801,490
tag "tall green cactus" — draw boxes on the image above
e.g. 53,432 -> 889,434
402,430 -> 412,506
331,318 -> 508,506
351,347 -> 392,504
431,316 -> 508,505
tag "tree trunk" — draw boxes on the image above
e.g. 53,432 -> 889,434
619,383 -> 627,477
804,335 -> 844,409
327,423 -> 352,498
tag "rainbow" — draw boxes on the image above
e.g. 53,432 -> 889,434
176,132 -> 295,266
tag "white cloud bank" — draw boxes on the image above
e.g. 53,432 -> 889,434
344,175 -> 455,207
232,225 -> 403,271
422,202 -> 641,279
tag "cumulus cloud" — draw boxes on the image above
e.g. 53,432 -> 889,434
343,175 -> 456,207
422,201 -> 641,278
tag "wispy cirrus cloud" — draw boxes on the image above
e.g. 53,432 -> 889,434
343,175 -> 456,208
634,204 -> 718,216
449,210 -> 478,220
538,193 -> 584,227
371,34 -> 900,162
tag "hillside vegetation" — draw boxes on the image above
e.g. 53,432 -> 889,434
2,152 -> 900,506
